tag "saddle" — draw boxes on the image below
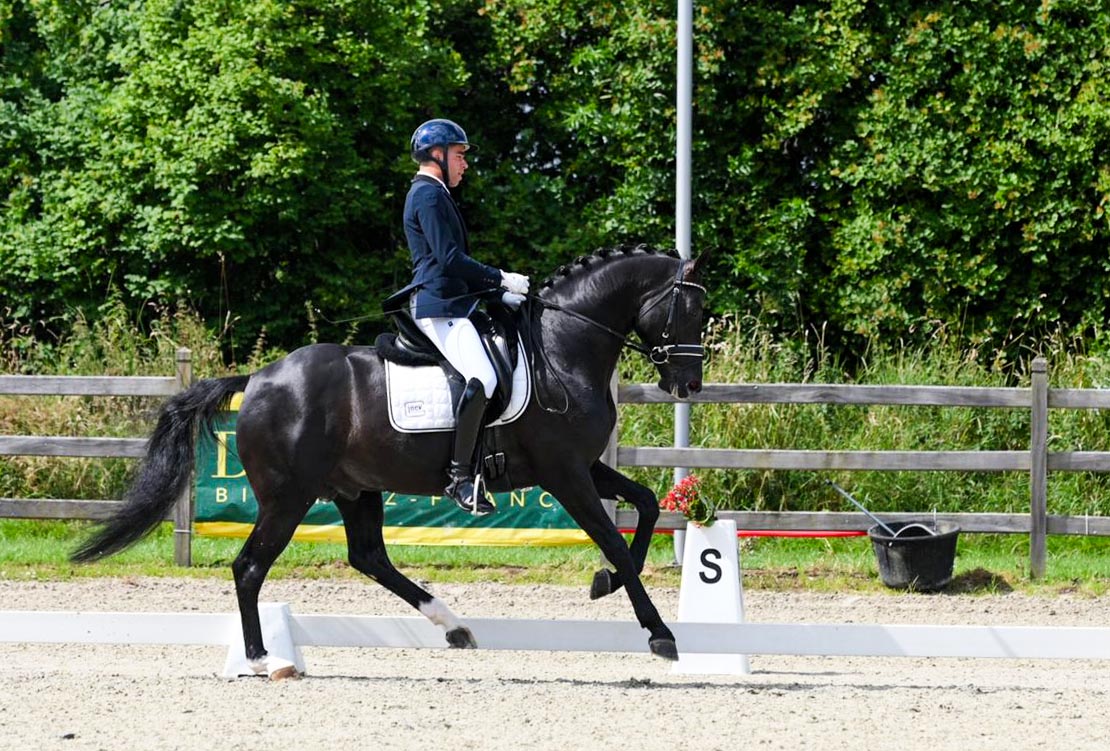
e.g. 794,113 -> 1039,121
375,296 -> 525,427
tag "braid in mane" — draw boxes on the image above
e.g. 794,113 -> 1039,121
538,244 -> 678,291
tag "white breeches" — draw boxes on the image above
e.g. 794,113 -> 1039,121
415,316 -> 498,399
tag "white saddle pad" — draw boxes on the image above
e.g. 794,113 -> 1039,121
385,343 -> 531,434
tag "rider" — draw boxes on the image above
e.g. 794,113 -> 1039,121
402,118 -> 530,515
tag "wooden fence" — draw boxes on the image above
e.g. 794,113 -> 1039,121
0,348 -> 194,565
612,356 -> 1110,578
4,353 -> 1110,576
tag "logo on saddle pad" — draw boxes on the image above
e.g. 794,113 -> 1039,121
385,357 -> 531,434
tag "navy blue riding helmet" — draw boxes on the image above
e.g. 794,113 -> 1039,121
410,118 -> 474,186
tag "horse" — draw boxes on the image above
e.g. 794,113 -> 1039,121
72,245 -> 708,677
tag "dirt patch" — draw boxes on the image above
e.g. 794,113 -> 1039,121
2,577 -> 1110,750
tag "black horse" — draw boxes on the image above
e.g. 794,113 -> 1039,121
72,246 -> 707,677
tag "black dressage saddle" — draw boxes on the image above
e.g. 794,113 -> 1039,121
376,290 -> 521,421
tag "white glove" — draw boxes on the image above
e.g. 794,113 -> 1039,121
501,291 -> 526,309
500,270 -> 530,295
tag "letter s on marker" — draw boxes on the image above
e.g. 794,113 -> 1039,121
699,548 -> 723,584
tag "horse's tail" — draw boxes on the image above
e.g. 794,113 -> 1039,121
70,374 -> 251,563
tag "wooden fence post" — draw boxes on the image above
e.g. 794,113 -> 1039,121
601,371 -> 620,523
1030,356 -> 1048,579
599,371 -> 621,567
173,348 -> 194,567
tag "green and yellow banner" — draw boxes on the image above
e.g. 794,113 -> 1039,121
194,397 -> 588,546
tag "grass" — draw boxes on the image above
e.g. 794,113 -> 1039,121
5,519 -> 1110,597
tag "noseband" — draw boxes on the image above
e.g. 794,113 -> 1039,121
535,261 -> 706,366
641,262 -> 707,365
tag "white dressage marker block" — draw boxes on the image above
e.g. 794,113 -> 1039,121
673,519 -> 751,675
222,602 -> 305,678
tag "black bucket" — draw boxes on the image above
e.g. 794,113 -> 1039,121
868,520 -> 960,591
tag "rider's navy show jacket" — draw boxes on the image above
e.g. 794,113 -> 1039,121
402,174 -> 502,319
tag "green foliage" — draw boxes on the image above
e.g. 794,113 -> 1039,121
822,2 -> 1110,341
0,297 -> 262,501
476,0 -> 1110,350
1,0 -> 465,349
3,0 -> 1110,359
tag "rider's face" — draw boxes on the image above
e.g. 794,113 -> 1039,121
445,144 -> 469,187
429,145 -> 469,188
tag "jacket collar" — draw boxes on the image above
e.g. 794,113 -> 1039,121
413,172 -> 449,192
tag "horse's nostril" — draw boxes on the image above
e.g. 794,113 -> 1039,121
688,379 -> 702,393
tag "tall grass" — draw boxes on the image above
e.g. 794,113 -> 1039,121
0,301 -> 272,501
5,305 -> 1110,523
617,314 -> 1110,519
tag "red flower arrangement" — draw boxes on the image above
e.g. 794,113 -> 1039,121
660,474 -> 716,526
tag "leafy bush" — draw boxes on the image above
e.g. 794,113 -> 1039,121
4,1 -> 1110,357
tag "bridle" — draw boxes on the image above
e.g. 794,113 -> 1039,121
522,259 -> 706,413
532,260 -> 706,365
638,261 -> 708,364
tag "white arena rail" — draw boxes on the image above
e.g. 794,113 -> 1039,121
5,606 -> 1110,665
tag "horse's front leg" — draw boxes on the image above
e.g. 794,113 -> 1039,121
587,461 -> 659,600
541,468 -> 677,660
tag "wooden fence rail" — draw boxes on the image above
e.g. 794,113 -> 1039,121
0,349 -> 194,565
613,356 -> 1110,578
4,353 -> 1109,577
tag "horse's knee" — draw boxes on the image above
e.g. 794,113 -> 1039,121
232,553 -> 263,591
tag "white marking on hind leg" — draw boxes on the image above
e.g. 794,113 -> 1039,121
248,654 -> 299,680
419,597 -> 464,632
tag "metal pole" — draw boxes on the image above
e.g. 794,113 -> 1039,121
674,0 -> 693,486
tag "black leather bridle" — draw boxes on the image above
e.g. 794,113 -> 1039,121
534,260 -> 706,365
638,261 -> 708,364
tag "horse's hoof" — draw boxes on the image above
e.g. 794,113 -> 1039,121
590,569 -> 615,600
649,638 -> 679,661
446,626 -> 478,649
247,655 -> 300,680
269,664 -> 302,681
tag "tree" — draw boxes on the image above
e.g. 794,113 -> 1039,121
1,0 -> 470,350
4,0 -> 1110,358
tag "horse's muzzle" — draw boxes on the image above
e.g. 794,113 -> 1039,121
675,378 -> 702,399
661,376 -> 702,399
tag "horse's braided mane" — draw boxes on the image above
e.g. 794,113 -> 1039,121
538,244 -> 679,291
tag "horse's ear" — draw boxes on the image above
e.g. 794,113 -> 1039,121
684,250 -> 712,281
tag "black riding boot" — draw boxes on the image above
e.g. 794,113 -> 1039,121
445,378 -> 494,515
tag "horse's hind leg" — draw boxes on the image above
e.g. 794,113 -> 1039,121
587,461 -> 659,600
231,494 -> 313,677
334,492 -> 477,649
